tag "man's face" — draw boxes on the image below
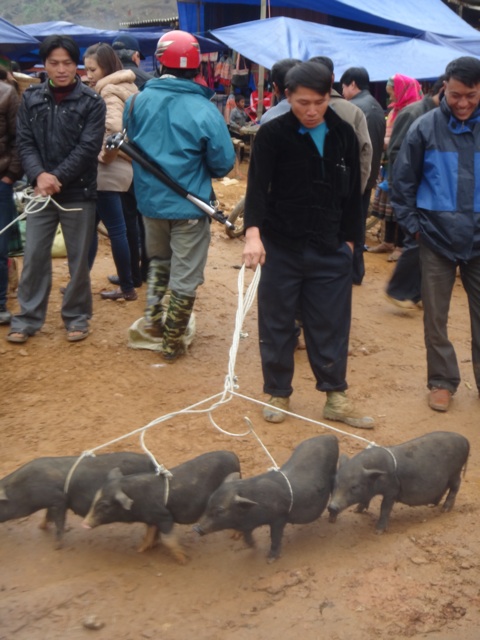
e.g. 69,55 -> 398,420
342,82 -> 357,100
287,86 -> 330,129
444,77 -> 480,121
44,47 -> 77,87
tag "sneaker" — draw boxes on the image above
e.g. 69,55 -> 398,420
428,387 -> 452,412
263,396 -> 290,424
0,304 -> 12,325
384,294 -> 417,310
323,391 -> 374,429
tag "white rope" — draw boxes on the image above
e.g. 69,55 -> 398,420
64,450 -> 96,494
70,261 -> 381,479
0,188 -> 82,236
366,443 -> 398,471
140,430 -> 172,505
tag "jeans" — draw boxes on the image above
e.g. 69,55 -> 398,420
0,181 -> 16,306
89,190 -> 134,292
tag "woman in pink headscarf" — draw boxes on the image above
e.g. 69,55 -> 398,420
369,74 -> 423,260
384,74 -> 423,147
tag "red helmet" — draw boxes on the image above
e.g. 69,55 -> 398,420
155,30 -> 201,69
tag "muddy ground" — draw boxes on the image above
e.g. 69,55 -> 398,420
1,169 -> 479,640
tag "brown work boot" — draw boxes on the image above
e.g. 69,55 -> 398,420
323,391 -> 374,429
263,396 -> 290,423
428,387 -> 452,412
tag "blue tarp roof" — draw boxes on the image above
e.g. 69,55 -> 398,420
21,21 -> 224,54
0,17 -> 40,55
210,16 -> 479,81
16,21 -> 225,70
179,0 -> 478,38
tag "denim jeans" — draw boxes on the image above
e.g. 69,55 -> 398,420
89,190 -> 134,292
0,181 -> 16,306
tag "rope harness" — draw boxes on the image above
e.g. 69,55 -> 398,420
61,265 -> 385,513
0,188 -> 82,237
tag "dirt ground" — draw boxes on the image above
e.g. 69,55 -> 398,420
1,169 -> 479,640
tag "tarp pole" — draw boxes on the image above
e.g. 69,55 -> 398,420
256,0 -> 267,121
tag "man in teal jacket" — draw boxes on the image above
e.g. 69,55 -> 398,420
124,31 -> 235,361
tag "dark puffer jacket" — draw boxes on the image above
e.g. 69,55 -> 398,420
0,81 -> 22,182
17,78 -> 105,202
245,107 -> 362,253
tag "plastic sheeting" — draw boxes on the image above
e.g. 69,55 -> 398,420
179,0 -> 477,38
210,16 -> 479,82
0,17 -> 40,55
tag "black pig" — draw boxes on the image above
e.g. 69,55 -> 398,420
82,450 -> 241,564
328,431 -> 470,533
0,453 -> 155,546
193,435 -> 339,561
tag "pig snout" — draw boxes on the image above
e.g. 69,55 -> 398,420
192,523 -> 206,536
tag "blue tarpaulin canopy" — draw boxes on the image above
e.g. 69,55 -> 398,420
21,21 -> 225,55
179,0 -> 478,38
0,17 -> 40,55
210,16 -> 480,81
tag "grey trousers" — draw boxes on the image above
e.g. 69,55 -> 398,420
11,200 -> 96,335
142,216 -> 210,297
420,242 -> 480,393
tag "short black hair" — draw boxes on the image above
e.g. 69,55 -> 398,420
285,61 -> 332,96
429,75 -> 446,97
234,94 -> 245,105
339,67 -> 370,91
309,56 -> 334,74
270,58 -> 301,95
160,66 -> 198,79
39,35 -> 80,65
444,57 -> 480,87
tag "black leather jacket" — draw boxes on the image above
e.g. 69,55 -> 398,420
17,77 -> 106,202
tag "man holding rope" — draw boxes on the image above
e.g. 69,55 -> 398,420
7,35 -> 105,344
243,60 -> 374,428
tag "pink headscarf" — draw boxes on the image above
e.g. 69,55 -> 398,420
388,74 -> 423,124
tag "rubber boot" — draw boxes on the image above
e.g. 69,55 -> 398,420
144,259 -> 170,337
161,291 -> 195,362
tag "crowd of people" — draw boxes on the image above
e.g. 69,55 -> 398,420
1,30 -> 480,418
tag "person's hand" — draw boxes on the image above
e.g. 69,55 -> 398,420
35,172 -> 62,197
1,177 -> 13,185
242,227 -> 266,270
346,241 -> 354,253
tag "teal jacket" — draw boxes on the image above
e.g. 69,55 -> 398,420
123,77 -> 235,219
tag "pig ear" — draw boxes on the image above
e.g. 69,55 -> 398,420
362,468 -> 387,481
234,495 -> 258,509
107,467 -> 124,482
338,454 -> 349,468
0,487 -> 7,501
114,489 -> 133,511
224,472 -> 241,483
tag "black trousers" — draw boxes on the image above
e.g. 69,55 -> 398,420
258,236 -> 353,397
352,189 -> 371,285
386,236 -> 421,303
